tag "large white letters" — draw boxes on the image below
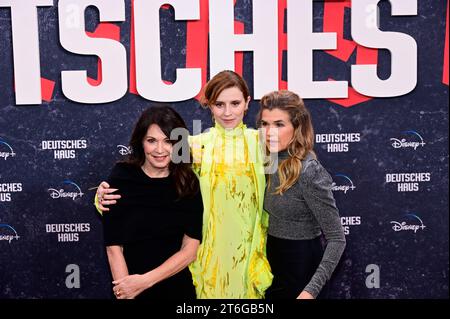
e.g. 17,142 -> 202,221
288,0 -> 348,99
0,0 -> 53,105
134,0 -> 201,102
1,0 -> 419,104
59,0 -> 127,104
209,0 -> 278,99
351,0 -> 418,97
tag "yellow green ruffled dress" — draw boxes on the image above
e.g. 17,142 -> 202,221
188,122 -> 273,299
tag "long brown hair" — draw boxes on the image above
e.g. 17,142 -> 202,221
201,70 -> 250,107
257,90 -> 315,194
126,106 -> 199,198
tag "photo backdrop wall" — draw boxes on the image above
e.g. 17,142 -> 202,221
0,0 -> 448,299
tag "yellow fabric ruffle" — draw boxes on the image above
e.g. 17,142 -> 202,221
189,123 -> 273,299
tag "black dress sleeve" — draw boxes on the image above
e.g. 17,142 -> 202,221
182,190 -> 203,242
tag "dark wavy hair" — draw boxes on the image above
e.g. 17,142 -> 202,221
125,105 -> 199,198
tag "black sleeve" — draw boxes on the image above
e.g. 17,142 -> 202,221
182,190 -> 204,242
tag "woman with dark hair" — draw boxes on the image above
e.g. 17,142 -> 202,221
101,105 -> 203,299
257,90 -> 346,299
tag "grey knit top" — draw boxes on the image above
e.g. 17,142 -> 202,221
263,151 -> 346,298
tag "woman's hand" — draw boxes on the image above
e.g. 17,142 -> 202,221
297,290 -> 315,299
96,181 -> 121,212
112,274 -> 153,299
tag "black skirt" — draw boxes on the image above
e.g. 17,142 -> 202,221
123,238 -> 197,300
135,268 -> 196,300
265,235 -> 328,299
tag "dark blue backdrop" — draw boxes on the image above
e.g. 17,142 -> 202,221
0,0 -> 448,299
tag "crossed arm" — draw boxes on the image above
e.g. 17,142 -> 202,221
106,234 -> 199,299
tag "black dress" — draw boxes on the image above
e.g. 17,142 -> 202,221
102,162 -> 203,299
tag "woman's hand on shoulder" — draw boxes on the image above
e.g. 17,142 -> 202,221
96,181 -> 121,212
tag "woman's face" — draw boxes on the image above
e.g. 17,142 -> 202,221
142,124 -> 173,172
260,108 -> 295,153
210,86 -> 250,129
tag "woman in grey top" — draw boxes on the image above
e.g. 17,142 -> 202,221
258,90 -> 346,299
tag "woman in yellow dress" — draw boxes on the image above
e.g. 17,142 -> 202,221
188,71 -> 272,298
96,71 -> 273,299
